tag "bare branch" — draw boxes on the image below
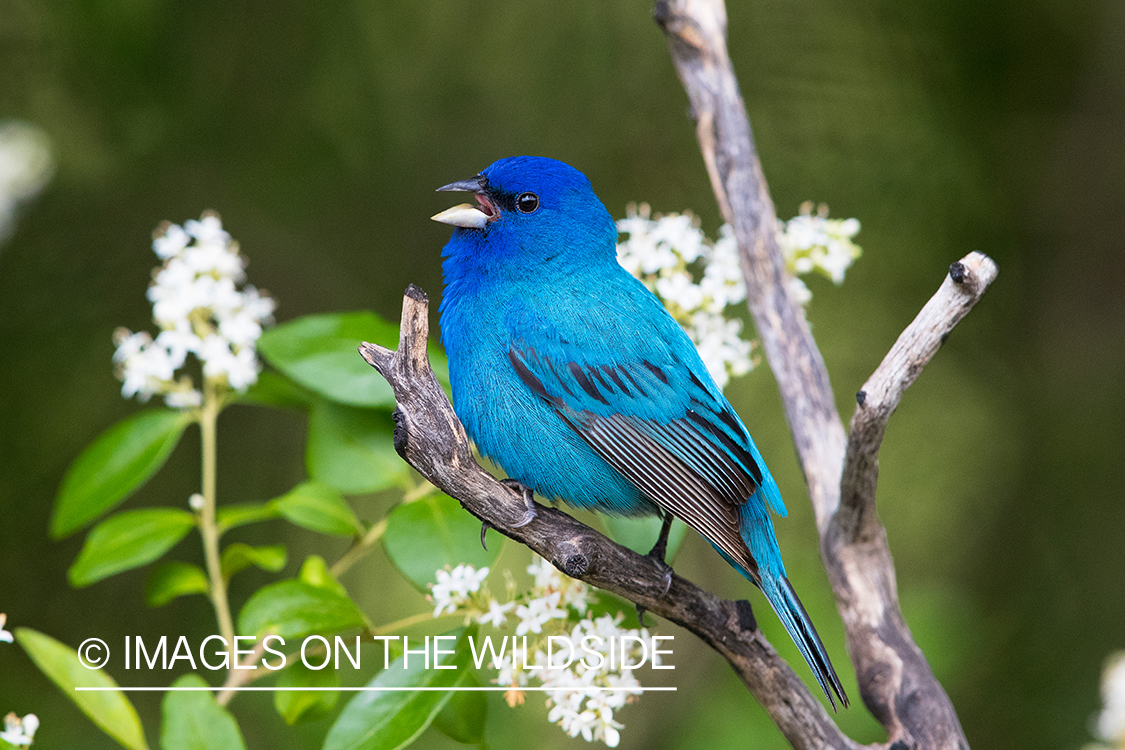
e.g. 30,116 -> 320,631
821,254 -> 995,749
360,285 -> 857,750
654,0 -> 846,531
656,0 -> 995,747
839,253 -> 1000,544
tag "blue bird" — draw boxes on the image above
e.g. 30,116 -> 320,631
433,155 -> 848,710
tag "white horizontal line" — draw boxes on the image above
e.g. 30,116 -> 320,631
75,686 -> 676,692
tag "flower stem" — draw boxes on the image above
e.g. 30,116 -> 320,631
370,611 -> 449,636
330,518 -> 388,578
198,383 -> 236,665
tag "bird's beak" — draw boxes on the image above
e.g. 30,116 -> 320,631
432,176 -> 491,229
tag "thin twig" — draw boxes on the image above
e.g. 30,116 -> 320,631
839,254 -> 999,544
330,518 -> 389,578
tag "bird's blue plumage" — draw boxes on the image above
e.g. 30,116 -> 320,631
436,155 -> 847,709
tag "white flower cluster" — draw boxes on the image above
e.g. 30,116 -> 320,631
777,201 -> 862,305
615,202 -> 861,389
430,564 -> 492,617
535,613 -> 653,748
617,205 -> 752,389
0,120 -> 53,245
428,556 -> 660,747
113,212 -> 275,408
1090,652 -> 1125,749
0,712 -> 38,747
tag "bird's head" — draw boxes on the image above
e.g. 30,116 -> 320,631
432,156 -> 616,261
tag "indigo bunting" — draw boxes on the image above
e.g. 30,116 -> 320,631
433,155 -> 848,709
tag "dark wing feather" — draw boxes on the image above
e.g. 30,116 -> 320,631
508,346 -> 764,582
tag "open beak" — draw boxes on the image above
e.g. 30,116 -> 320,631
432,176 -> 495,229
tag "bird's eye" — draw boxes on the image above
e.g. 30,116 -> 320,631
516,192 -> 540,214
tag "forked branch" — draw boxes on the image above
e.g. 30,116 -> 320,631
656,0 -> 996,747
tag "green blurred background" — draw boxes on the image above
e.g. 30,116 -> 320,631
1,0 -> 1122,748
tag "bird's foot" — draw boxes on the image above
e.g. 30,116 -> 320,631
647,556 -> 674,597
500,478 -> 537,528
646,512 -> 675,597
480,520 -> 493,551
635,514 -> 676,626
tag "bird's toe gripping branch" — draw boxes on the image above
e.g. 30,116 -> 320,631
499,478 -> 539,528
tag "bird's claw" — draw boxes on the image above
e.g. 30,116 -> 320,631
657,564 -> 673,597
636,563 -> 672,626
501,478 -> 538,528
480,520 -> 493,551
636,514 -> 675,626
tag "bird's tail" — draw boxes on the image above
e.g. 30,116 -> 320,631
761,574 -> 849,711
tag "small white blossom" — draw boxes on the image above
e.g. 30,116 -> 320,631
154,328 -> 201,369
152,222 -> 190,259
787,276 -> 813,306
654,270 -> 704,313
1093,652 -> 1125,747
114,212 -> 275,407
0,712 -> 38,747
0,121 -> 53,245
497,646 -> 528,688
514,593 -> 567,636
184,213 -> 230,246
777,202 -> 862,286
430,564 -> 490,617
688,311 -> 753,389
0,613 -> 12,643
188,493 -> 206,512
478,598 -> 515,627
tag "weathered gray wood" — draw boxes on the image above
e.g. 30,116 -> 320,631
655,0 -> 995,747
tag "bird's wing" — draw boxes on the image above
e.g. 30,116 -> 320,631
507,340 -> 768,581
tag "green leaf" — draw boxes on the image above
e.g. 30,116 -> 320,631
258,312 -> 401,408
53,409 -> 192,538
585,590 -> 638,625
274,659 -> 340,725
272,481 -> 362,537
236,370 -> 315,411
221,543 -> 287,580
69,508 -> 196,587
215,502 -> 281,533
16,627 -> 150,750
239,579 -> 365,639
602,515 -> 688,560
323,627 -> 474,750
383,493 -> 500,590
160,674 -> 246,750
432,671 -> 486,744
145,562 -> 210,607
298,555 -> 349,597
306,401 -> 411,494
